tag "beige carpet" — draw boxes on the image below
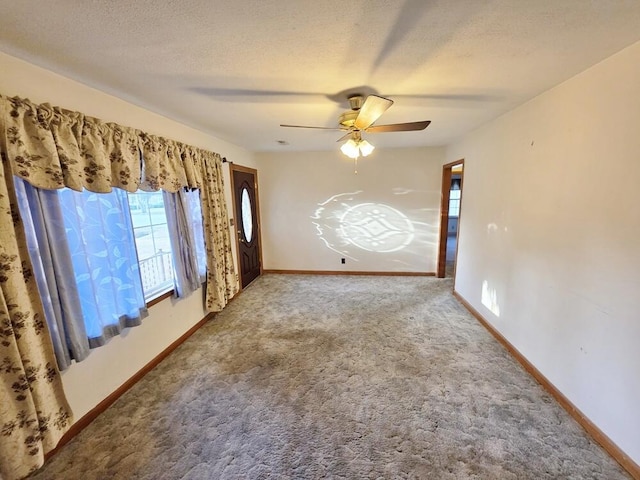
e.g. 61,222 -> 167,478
30,274 -> 629,479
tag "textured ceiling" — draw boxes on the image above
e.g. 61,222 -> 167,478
1,1 -> 640,152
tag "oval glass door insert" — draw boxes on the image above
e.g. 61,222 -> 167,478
241,187 -> 253,242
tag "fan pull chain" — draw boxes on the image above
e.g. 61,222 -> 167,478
354,156 -> 358,174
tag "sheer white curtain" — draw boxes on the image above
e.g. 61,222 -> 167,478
14,178 -> 90,370
163,189 -> 200,298
14,178 -> 148,370
185,189 -> 207,283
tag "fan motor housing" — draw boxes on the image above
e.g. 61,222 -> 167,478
339,111 -> 358,127
339,95 -> 364,127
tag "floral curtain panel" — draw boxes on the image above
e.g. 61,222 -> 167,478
0,161 -> 73,480
198,151 -> 237,311
0,93 -> 238,479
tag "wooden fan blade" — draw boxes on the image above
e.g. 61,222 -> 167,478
365,120 -> 431,133
280,124 -> 345,130
354,95 -> 394,130
336,132 -> 353,143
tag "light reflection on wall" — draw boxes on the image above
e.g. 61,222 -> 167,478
481,280 -> 501,317
339,202 -> 415,253
311,191 -> 438,269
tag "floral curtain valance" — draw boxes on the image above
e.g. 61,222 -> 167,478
1,94 -> 213,194
3,97 -> 140,192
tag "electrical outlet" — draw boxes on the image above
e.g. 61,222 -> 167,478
341,258 -> 346,264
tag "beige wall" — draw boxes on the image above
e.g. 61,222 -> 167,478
256,147 -> 445,273
447,41 -> 640,463
0,51 -> 256,419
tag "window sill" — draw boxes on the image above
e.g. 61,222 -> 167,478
146,289 -> 174,308
145,280 -> 206,308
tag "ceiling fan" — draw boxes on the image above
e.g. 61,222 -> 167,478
280,94 -> 431,159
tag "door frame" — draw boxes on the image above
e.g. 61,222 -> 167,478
437,159 -> 464,278
229,163 -> 263,291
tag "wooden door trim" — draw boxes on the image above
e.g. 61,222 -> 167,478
437,159 -> 464,278
229,163 -> 263,291
229,163 -> 258,175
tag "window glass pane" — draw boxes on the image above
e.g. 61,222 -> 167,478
129,193 -> 153,228
138,250 -> 174,299
241,187 -> 253,242
152,224 -> 172,252
133,226 -> 155,260
128,190 -> 174,300
449,196 -> 460,217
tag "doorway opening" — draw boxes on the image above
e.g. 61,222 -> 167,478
437,160 -> 464,279
230,163 -> 263,290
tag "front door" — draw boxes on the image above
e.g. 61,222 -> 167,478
231,165 -> 262,289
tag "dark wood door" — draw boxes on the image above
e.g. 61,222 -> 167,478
232,166 -> 262,289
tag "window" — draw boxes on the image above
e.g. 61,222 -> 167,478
128,190 -> 174,300
449,178 -> 461,217
16,179 -> 209,370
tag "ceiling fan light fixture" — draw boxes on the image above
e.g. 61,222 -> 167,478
359,139 -> 374,157
340,138 -> 360,159
340,138 -> 375,159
